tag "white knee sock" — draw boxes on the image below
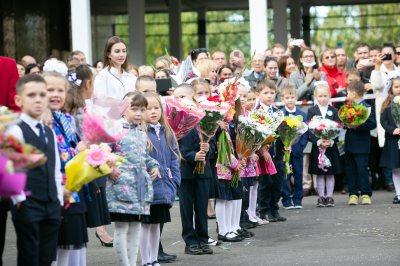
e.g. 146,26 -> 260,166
140,223 -> 152,265
225,201 -> 236,238
113,222 -> 130,266
392,168 -> 400,196
51,249 -> 69,266
68,247 -> 86,266
235,200 -> 242,231
231,200 -> 241,232
149,224 -> 160,265
215,199 -> 227,236
247,181 -> 258,218
127,222 -> 141,266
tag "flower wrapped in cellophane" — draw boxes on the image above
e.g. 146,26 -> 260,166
164,96 -> 206,140
0,132 -> 47,170
193,96 -> 231,174
65,143 -> 126,192
233,112 -> 273,187
338,101 -> 371,129
82,103 -> 129,143
308,116 -> 342,172
0,156 -> 27,198
392,95 -> 400,149
92,93 -> 130,120
277,115 -> 308,179
0,106 -> 20,132
254,106 -> 284,146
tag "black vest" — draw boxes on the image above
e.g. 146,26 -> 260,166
18,122 -> 57,202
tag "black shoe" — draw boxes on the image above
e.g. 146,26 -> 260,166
236,229 -> 252,238
326,197 -> 335,207
241,228 -> 255,237
158,252 -> 176,263
184,244 -> 203,255
151,261 -> 160,266
261,213 -> 277,222
387,184 -> 396,192
272,213 -> 287,222
394,196 -> 400,204
199,241 -> 213,254
218,233 -> 243,242
293,202 -> 303,209
247,220 -> 259,227
95,232 -> 113,247
240,221 -> 255,229
317,197 -> 325,207
207,214 -> 216,219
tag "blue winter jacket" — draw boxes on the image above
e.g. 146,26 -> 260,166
147,124 -> 181,207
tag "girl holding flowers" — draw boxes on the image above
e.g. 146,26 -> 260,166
140,92 -> 181,266
107,91 -> 160,266
43,70 -> 89,266
307,83 -> 342,207
379,72 -> 400,204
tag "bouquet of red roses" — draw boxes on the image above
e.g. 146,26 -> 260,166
338,102 -> 370,129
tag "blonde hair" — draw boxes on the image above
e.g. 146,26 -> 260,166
138,65 -> 155,77
381,77 -> 400,114
194,59 -> 217,79
320,48 -> 336,65
41,71 -> 69,113
142,92 -> 181,161
314,84 -> 331,96
190,78 -> 212,95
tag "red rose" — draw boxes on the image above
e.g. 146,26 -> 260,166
347,102 -> 352,108
173,58 -> 179,66
356,110 -> 362,116
16,145 -> 23,153
207,96 -> 222,103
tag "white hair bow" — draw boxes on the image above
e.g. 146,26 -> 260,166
67,72 -> 82,86
383,71 -> 400,97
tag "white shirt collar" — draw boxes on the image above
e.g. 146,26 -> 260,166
285,106 -> 296,113
110,66 -> 129,77
150,123 -> 161,135
357,99 -> 364,105
260,102 -> 273,110
20,113 -> 44,128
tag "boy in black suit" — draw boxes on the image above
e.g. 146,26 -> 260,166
345,81 -> 377,205
6,74 -> 66,266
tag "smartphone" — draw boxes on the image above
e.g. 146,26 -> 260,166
384,43 -> 394,47
234,51 -> 239,57
155,78 -> 173,96
289,39 -> 303,46
359,58 -> 374,66
383,54 -> 392,61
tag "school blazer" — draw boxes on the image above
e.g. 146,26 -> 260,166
344,100 -> 377,154
280,107 -> 308,158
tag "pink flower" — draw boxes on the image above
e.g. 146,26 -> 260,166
100,143 -> 112,153
86,147 -> 109,166
89,144 -> 100,150
122,185 -> 129,193
57,135 -> 64,143
120,151 -> 126,157
114,143 -> 122,152
109,153 -> 117,163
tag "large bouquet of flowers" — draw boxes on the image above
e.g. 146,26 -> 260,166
0,106 -> 20,132
338,102 -> 371,129
308,116 -> 343,172
194,95 -> 231,174
0,156 -> 27,198
255,106 -> 284,146
65,143 -> 126,192
0,133 -> 47,170
164,96 -> 206,140
391,96 -> 400,149
92,93 -> 130,120
277,115 -> 308,179
233,112 -> 273,187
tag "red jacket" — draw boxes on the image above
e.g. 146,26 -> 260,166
0,56 -> 20,111
320,65 -> 347,98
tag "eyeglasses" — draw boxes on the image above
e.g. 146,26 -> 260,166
302,55 -> 314,59
324,55 -> 336,60
192,48 -> 207,54
265,57 -> 277,61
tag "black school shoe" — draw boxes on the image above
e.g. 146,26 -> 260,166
240,221 -> 256,229
218,233 -> 243,242
236,229 -> 253,238
199,241 -> 213,254
184,244 -> 203,255
158,252 -> 177,263
260,213 -> 277,222
272,212 -> 287,222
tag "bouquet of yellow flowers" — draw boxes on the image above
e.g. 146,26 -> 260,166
277,115 -> 308,179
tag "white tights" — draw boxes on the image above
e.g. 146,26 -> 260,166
231,200 -> 242,232
113,221 -> 141,266
247,181 -> 258,218
139,223 -> 160,266
51,246 -> 86,266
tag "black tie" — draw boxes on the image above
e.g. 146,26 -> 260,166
286,111 -> 295,116
36,123 -> 47,147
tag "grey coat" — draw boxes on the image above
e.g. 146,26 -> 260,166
289,69 -> 326,101
271,76 -> 289,102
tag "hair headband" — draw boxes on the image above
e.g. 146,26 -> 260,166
383,71 -> 400,97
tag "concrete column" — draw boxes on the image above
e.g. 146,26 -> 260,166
128,0 -> 146,65
197,8 -> 207,49
71,0 -> 93,64
302,3 -> 311,47
249,0 -> 268,54
168,0 -> 183,60
289,0 -> 301,60
273,0 -> 287,46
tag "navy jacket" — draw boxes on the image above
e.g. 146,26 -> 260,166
178,127 -> 216,179
280,107 -> 308,158
344,100 -> 377,154
147,124 -> 181,207
380,107 -> 398,140
307,105 -> 342,145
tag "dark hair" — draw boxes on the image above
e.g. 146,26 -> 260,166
370,45 -> 382,52
123,91 -> 148,107
94,60 -> 102,68
297,48 -> 319,70
278,56 -> 295,79
383,44 -> 396,55
155,56 -> 171,68
255,79 -> 278,93
190,48 -> 208,62
264,57 -> 278,68
25,64 -> 39,74
16,61 -> 26,68
155,69 -> 170,78
16,74 -> 46,95
233,97 -> 244,132
218,65 -> 233,75
65,65 -> 94,114
71,50 -> 84,57
102,36 -> 128,72
357,43 -> 370,52
347,80 -> 365,97
249,87 -> 257,94
49,55 -> 58,59
346,67 -> 360,78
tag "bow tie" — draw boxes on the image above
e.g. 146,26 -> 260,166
286,111 -> 296,116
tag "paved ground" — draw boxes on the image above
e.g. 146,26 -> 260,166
3,190 -> 400,266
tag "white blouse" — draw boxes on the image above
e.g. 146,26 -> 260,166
317,104 -> 328,118
94,67 -> 137,99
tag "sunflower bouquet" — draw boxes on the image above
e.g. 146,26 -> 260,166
338,102 -> 371,129
277,115 -> 308,179
65,143 -> 126,192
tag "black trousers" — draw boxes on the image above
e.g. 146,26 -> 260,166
0,202 -> 8,266
258,159 -> 284,216
179,177 -> 210,246
10,198 -> 61,266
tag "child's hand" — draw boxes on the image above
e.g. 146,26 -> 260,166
263,152 -> 272,162
110,169 -> 122,182
284,146 -> 292,153
200,143 -> 209,153
195,151 -> 206,162
254,154 -> 259,162
237,163 -> 243,172
76,141 -> 88,152
217,120 -> 228,131
150,168 -> 159,181
393,128 -> 400,135
259,145 -> 268,155
63,187 -> 73,201
239,159 -> 247,167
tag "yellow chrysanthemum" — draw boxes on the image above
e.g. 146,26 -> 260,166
349,108 -> 355,115
99,164 -> 111,173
